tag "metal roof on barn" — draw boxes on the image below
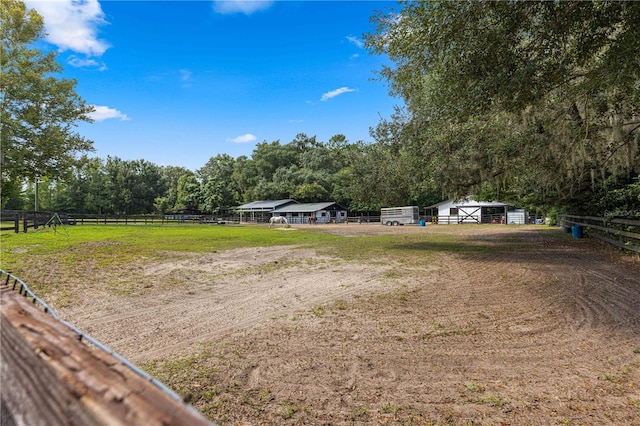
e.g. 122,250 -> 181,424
235,199 -> 297,212
425,198 -> 514,209
272,202 -> 346,213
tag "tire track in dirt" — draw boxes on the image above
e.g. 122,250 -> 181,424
431,239 -> 565,342
405,229 -> 640,391
475,230 -> 639,336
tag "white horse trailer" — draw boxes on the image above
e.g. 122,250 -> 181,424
381,206 -> 420,226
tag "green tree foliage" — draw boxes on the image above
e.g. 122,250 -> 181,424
175,173 -> 201,212
1,0 -> 94,206
230,134 -> 359,206
346,108 -> 440,210
294,183 -> 329,203
100,157 -> 166,214
81,158 -> 110,214
366,0 -> 640,214
199,177 -> 226,215
229,155 -> 256,203
252,140 -> 300,181
197,154 -> 236,184
197,154 -> 238,209
4,131 -> 433,216
160,166 -> 195,211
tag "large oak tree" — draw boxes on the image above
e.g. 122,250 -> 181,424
1,0 -> 94,206
366,1 -> 640,214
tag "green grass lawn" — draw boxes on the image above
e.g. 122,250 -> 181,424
1,223 -> 507,303
1,224 -> 332,264
1,224 -> 338,301
1,223 -> 497,272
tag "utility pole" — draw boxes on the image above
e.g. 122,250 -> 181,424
34,175 -> 39,211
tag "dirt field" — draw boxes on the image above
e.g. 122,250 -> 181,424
58,224 -> 640,425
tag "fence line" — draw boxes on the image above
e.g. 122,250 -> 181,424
0,210 -> 55,232
559,214 -> 640,254
0,210 -> 246,232
2,210 -> 391,230
0,270 -> 214,425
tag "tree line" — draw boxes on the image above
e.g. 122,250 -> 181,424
2,0 -> 638,218
4,134 -> 441,215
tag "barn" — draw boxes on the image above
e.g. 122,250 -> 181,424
271,202 -> 348,224
235,200 -> 348,224
235,199 -> 297,223
425,198 -> 527,224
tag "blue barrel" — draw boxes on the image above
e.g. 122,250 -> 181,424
419,220 -> 426,227
571,225 -> 583,239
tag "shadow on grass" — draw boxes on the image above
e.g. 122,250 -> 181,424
389,226 -> 615,266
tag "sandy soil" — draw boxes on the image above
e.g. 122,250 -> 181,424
57,224 -> 640,425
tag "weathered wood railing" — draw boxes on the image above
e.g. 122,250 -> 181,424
559,214 -> 640,254
0,271 -> 214,426
0,210 -> 55,233
67,214 -> 200,225
0,211 -> 244,232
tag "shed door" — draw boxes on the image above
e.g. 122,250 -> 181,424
458,207 -> 480,224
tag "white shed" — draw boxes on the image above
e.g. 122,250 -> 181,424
425,198 -> 527,224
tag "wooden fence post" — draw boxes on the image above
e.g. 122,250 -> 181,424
0,287 -> 214,426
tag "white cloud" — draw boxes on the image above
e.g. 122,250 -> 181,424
67,56 -> 107,71
88,106 -> 129,122
229,133 -> 257,144
179,69 -> 193,87
321,87 -> 357,102
24,0 -> 110,56
179,69 -> 192,82
213,1 -> 274,15
346,35 -> 364,48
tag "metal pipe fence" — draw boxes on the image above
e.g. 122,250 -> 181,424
0,269 -> 213,423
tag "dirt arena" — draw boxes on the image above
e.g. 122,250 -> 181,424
58,224 -> 640,425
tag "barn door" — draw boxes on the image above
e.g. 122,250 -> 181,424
458,207 -> 480,224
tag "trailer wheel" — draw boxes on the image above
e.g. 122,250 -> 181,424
392,221 -> 400,226
385,221 -> 393,226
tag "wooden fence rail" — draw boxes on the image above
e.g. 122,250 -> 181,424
559,214 -> 640,254
0,210 -> 54,233
0,210 -> 246,232
0,271 -> 214,426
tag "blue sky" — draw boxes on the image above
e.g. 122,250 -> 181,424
25,0 -> 402,172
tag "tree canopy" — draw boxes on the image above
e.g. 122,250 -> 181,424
1,0 -> 94,206
366,0 -> 640,214
25,134 -> 437,216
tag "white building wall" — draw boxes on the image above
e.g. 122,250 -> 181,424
506,209 -> 527,225
437,201 -> 455,217
433,199 -> 521,224
436,202 -> 481,224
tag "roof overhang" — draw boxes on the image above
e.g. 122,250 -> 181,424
425,198 -> 514,209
